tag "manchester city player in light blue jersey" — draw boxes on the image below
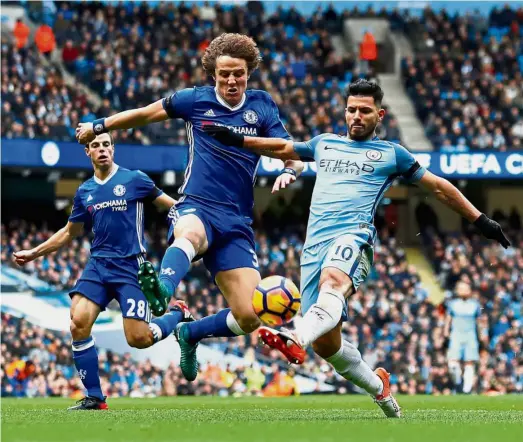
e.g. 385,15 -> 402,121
444,281 -> 482,394
13,133 -> 194,410
76,34 -> 303,382
205,79 -> 510,418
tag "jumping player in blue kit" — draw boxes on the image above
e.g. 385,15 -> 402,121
13,133 -> 193,410
205,79 -> 510,418
76,34 -> 303,382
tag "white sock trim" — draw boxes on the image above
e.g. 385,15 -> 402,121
72,336 -> 95,352
171,237 -> 196,261
148,323 -> 163,343
226,311 -> 247,336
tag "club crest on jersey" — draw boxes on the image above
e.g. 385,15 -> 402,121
243,110 -> 258,124
113,184 -> 126,196
366,150 -> 382,161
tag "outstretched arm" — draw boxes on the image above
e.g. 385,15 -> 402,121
203,125 -> 301,160
76,100 -> 169,144
243,136 -> 300,160
13,222 -> 84,265
418,171 -> 510,247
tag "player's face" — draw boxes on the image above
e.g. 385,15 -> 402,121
85,133 -> 114,170
214,56 -> 248,107
456,282 -> 472,298
345,95 -> 385,141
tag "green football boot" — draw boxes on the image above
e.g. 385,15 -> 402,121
175,323 -> 199,382
138,261 -> 171,316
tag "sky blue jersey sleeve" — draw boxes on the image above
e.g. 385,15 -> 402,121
162,88 -> 196,120
262,96 -> 291,140
293,134 -> 325,162
448,300 -> 456,317
135,171 -> 163,202
69,189 -> 89,225
393,143 -> 426,182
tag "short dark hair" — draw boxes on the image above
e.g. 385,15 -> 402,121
346,79 -> 384,106
85,132 -> 114,149
201,33 -> 262,76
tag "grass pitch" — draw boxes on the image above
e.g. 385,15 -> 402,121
2,395 -> 522,442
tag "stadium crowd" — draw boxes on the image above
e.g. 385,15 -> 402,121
1,312 -> 299,398
401,5 -> 523,151
3,205 -> 522,397
3,2 -> 402,144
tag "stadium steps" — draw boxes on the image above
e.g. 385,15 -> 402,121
404,247 -> 445,305
378,73 -> 432,151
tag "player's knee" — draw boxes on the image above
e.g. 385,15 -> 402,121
320,268 -> 352,294
126,332 -> 152,349
70,313 -> 93,340
179,230 -> 206,253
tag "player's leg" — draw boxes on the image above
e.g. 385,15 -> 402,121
447,340 -> 464,391
462,339 -> 479,393
115,282 -> 194,348
139,209 -> 209,315
314,323 -> 383,396
261,236 -> 369,352
181,228 -> 262,343
176,267 -> 261,381
68,291 -> 107,410
176,230 -> 261,381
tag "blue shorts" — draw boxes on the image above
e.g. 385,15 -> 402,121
69,256 -> 152,322
448,335 -> 480,362
167,197 -> 259,280
300,234 -> 373,321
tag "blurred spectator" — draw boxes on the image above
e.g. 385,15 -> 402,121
359,30 -> 377,75
13,19 -> 30,50
35,24 -> 56,57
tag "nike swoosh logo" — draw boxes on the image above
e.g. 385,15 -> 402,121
324,146 -> 361,154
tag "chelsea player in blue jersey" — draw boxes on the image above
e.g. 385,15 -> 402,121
76,34 -> 303,382
13,133 -> 194,410
205,79 -> 510,417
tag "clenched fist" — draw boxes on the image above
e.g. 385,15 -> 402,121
13,250 -> 38,266
76,123 -> 96,144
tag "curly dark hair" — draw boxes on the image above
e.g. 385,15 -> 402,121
202,33 -> 262,76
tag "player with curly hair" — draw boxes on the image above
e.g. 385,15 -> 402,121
76,33 -> 303,382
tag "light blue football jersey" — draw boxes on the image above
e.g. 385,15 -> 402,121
448,298 -> 481,336
294,134 -> 426,249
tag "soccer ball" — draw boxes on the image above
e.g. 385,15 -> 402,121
252,275 -> 301,327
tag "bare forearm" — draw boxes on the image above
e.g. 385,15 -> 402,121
284,159 -> 304,177
243,137 -> 299,160
433,178 -> 480,222
33,228 -> 73,258
105,101 -> 167,131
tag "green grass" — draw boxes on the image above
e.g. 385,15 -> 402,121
2,395 -> 523,442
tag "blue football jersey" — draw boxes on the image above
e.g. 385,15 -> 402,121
162,86 -> 290,217
293,134 -> 426,248
69,165 -> 162,258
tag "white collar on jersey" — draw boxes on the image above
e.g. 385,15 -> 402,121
214,87 -> 246,111
93,163 -> 119,185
